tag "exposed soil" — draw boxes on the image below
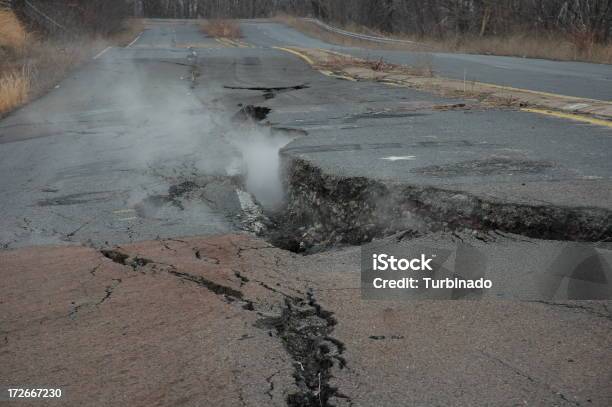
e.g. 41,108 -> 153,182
233,104 -> 272,121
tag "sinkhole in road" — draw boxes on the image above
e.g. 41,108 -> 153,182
125,98 -> 307,237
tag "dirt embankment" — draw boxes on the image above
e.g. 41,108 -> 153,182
200,19 -> 242,39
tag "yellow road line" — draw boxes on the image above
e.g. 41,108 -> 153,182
218,38 -> 250,48
274,47 -> 359,80
235,39 -> 252,48
273,46 -> 315,65
377,78 -> 612,127
477,83 -> 612,104
221,38 -> 237,47
521,108 -> 612,128
224,38 -> 242,47
216,38 -> 236,47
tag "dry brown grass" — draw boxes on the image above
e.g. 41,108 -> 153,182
0,68 -> 30,113
0,9 -> 28,50
0,40 -> 87,115
0,9 -> 30,114
443,33 -> 612,64
200,19 -> 242,39
0,10 -> 141,116
26,41 -> 87,89
276,15 -> 612,64
318,53 -> 434,78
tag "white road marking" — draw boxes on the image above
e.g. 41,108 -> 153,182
126,32 -> 143,48
114,208 -> 137,221
93,46 -> 112,60
113,209 -> 135,214
380,156 -> 417,161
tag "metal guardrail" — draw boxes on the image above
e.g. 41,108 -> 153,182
303,17 -> 428,47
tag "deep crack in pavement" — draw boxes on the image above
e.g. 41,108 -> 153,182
99,241 -> 350,406
257,291 -> 349,407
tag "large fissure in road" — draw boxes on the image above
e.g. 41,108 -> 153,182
210,90 -> 610,253
224,84 -> 309,100
203,108 -> 612,253
110,55 -> 610,255
256,291 -> 350,407
265,156 -> 612,253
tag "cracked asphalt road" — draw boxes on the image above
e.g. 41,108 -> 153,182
1,18 -> 611,407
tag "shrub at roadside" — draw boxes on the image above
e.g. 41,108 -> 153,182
1,9 -> 31,114
0,69 -> 29,114
200,19 -> 242,39
0,9 -> 27,49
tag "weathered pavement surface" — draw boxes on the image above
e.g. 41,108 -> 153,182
3,235 -> 611,406
1,19 -> 611,406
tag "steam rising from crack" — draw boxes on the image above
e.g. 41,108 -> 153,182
0,43 -> 302,248
83,51 -> 295,214
226,126 -> 295,210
